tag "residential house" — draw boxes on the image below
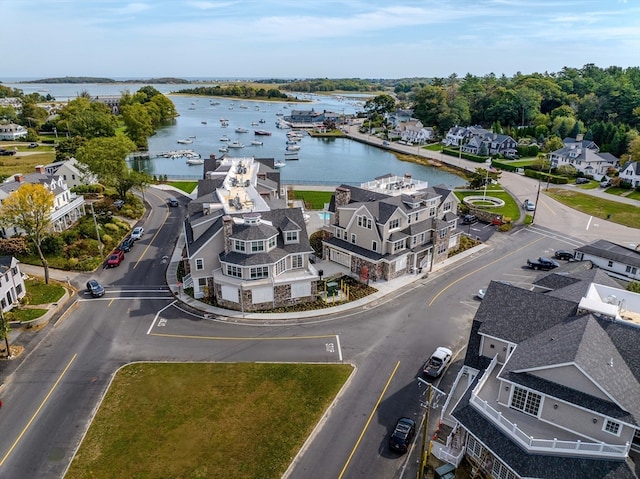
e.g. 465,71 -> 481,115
619,162 -> 640,188
44,157 -> 95,189
390,119 -> 435,145
444,125 -> 488,147
385,109 -> 414,128
322,174 -> 461,281
433,265 -> 640,479
461,132 -> 518,158
0,123 -> 28,141
0,166 -> 86,237
0,256 -> 26,311
92,95 -> 121,114
549,137 -> 618,178
574,239 -> 640,281
181,156 -> 318,311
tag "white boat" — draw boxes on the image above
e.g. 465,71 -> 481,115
227,140 -> 244,148
251,140 -> 263,146
286,145 -> 300,151
177,138 -> 193,144
274,161 -> 286,168
186,158 -> 204,165
220,135 -> 230,141
235,127 -> 249,133
219,146 -> 228,152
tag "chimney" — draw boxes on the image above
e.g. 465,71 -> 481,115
334,186 -> 351,226
222,215 -> 233,254
576,133 -> 584,142
14,174 -> 24,183
35,165 -> 45,174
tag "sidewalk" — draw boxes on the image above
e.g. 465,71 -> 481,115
165,241 -> 490,322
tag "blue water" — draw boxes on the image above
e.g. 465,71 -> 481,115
4,82 -> 466,188
318,212 -> 331,219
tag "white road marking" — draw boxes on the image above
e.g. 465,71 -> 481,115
146,300 -> 177,335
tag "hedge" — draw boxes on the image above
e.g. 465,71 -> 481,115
441,148 -> 488,163
491,160 -> 519,172
524,169 -> 569,184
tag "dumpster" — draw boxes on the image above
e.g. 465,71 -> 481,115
434,463 -> 456,479
326,281 -> 339,297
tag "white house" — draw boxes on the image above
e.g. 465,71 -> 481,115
0,123 -> 28,141
0,166 -> 86,236
549,138 -> 619,178
391,120 -> 435,145
0,256 -> 26,311
619,161 -> 640,188
574,239 -> 640,281
44,157 -> 96,189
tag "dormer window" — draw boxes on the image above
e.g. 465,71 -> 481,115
233,240 -> 246,252
251,240 -> 265,252
268,236 -> 276,249
357,216 -> 372,229
393,240 -> 405,252
389,218 -> 400,230
285,231 -> 299,243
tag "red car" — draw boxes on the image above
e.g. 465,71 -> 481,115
106,250 -> 125,267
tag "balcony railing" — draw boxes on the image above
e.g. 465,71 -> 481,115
469,393 -> 630,459
51,195 -> 85,222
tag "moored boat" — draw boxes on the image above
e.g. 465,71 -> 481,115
186,158 -> 204,165
227,140 -> 244,148
274,161 -> 286,168
177,138 -> 193,144
286,145 -> 300,151
254,130 -> 272,136
235,127 -> 249,133
251,140 -> 263,146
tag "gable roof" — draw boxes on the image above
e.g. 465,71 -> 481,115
575,239 -> 640,268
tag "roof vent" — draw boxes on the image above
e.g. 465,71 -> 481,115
605,295 -> 617,305
609,358 -> 614,367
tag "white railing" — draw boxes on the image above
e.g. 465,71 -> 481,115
182,273 -> 193,289
51,195 -> 85,222
469,394 -> 630,459
433,446 -> 465,467
471,354 -> 499,396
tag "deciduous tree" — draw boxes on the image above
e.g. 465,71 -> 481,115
0,184 -> 55,284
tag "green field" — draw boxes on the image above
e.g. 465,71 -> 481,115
167,180 -> 198,193
65,362 -> 353,479
454,189 -> 521,223
546,188 -> 640,228
292,190 -> 333,210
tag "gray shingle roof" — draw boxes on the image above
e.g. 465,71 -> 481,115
575,240 -> 640,268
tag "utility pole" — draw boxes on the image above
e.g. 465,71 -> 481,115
417,378 -> 446,479
0,307 -> 10,358
90,202 -> 103,257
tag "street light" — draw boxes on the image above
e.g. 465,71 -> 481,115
416,378 -> 446,479
483,158 -> 492,201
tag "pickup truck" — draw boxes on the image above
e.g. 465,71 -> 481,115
422,347 -> 453,378
527,257 -> 559,270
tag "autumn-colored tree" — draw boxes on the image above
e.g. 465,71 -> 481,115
0,184 -> 55,284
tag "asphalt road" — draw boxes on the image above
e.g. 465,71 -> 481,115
0,150 -> 637,478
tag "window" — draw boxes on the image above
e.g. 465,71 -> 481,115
250,266 -> 269,279
491,461 -> 516,479
437,243 -> 447,254
510,386 -> 542,417
351,234 -> 356,244
604,420 -> 621,436
195,258 -> 204,271
626,266 -> 637,275
292,255 -> 303,268
608,260 -> 613,267
234,240 -> 245,252
443,201 -> 452,212
268,236 -> 276,248
393,240 -> 404,252
429,207 -> 436,217
285,231 -> 298,243
251,241 -> 264,252
16,283 -> 22,295
275,258 -> 286,275
389,218 -> 400,229
466,436 -> 484,460
372,240 -> 378,252
226,265 -> 242,278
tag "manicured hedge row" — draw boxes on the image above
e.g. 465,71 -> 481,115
524,169 -> 569,184
441,148 -> 488,163
491,160 -> 519,172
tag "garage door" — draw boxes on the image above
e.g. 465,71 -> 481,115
221,284 -> 239,303
252,286 -> 274,304
330,249 -> 351,267
291,281 -> 311,298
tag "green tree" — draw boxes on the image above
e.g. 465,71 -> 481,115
544,136 -> 564,153
121,103 -> 154,149
55,97 -> 117,138
55,136 -> 88,162
0,183 -> 55,284
469,167 -> 501,189
18,101 -> 48,130
0,105 -> 17,122
628,281 -> 640,293
75,136 -> 138,199
364,94 -> 396,116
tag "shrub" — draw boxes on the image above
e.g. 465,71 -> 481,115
60,230 -> 79,245
104,223 -> 120,233
41,235 -> 64,255
0,237 -> 31,256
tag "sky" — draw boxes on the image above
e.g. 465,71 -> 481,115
1,0 -> 639,80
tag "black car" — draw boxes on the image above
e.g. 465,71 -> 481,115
118,236 -> 135,252
554,250 -> 574,261
527,257 -> 560,270
86,279 -> 105,297
388,417 -> 416,454
575,177 -> 589,185
462,214 -> 478,225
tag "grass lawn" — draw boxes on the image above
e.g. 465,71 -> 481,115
423,143 -> 442,151
66,362 -> 353,479
454,189 -> 521,223
576,181 -> 599,190
0,151 -> 56,178
6,308 -> 48,322
292,190 -> 333,210
606,187 -> 640,201
23,279 -> 66,304
546,188 -> 640,229
166,180 -> 198,193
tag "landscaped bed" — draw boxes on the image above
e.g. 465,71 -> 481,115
65,362 -> 353,479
